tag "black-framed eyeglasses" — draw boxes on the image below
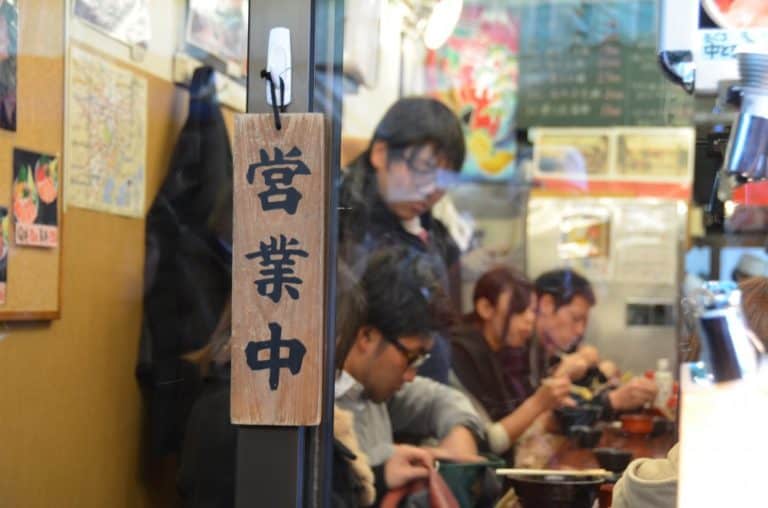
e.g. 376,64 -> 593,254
390,146 -> 444,175
388,339 -> 431,369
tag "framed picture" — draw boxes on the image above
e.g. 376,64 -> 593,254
186,0 -> 247,76
614,128 -> 694,182
532,128 -> 612,180
72,0 -> 151,45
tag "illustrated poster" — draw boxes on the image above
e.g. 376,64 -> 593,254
0,0 -> 17,131
425,2 -> 519,180
12,149 -> 58,248
66,47 -> 147,218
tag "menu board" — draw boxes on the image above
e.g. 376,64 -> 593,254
516,0 -> 694,128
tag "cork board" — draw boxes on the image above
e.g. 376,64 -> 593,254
231,113 -> 327,425
0,0 -> 63,320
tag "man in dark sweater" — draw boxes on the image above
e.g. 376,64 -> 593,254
338,97 -> 465,384
529,269 -> 658,418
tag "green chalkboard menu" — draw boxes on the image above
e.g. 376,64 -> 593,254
516,1 -> 694,128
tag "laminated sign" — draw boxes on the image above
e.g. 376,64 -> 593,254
231,113 -> 327,425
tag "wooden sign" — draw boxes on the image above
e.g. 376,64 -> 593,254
231,113 -> 327,425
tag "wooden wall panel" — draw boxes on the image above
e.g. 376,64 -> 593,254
0,0 -> 64,318
0,1 -> 239,505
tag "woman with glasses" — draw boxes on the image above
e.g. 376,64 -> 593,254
450,266 -> 575,458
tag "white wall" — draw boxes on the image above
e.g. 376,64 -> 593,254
342,1 -> 428,139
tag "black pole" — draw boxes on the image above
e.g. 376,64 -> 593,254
237,1 -> 343,507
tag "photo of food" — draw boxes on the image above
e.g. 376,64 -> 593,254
0,206 -> 8,304
615,130 -> 693,181
533,130 -> 612,179
703,0 -> 768,29
12,148 -> 59,248
559,213 -> 611,260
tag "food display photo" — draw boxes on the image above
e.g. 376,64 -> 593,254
12,148 -> 59,248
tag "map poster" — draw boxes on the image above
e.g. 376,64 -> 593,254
73,0 -> 151,46
0,206 -> 8,303
12,149 -> 59,248
66,46 -> 147,218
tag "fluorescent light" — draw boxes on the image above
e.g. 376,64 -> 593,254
423,0 -> 462,50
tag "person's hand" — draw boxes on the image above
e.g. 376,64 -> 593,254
598,360 -> 619,381
576,344 -> 600,367
554,353 -> 589,381
608,377 -> 659,412
534,376 -> 576,411
384,444 -> 433,489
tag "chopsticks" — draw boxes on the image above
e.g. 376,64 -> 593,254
496,468 -> 613,478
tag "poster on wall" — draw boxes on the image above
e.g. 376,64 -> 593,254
425,2 -> 519,180
612,203 -> 679,286
532,130 -> 612,180
66,47 -> 147,218
12,149 -> 59,248
73,0 -> 151,45
0,0 -> 17,132
615,128 -> 694,181
186,0 -> 248,76
557,208 -> 612,281
0,206 -> 7,304
559,212 -> 611,260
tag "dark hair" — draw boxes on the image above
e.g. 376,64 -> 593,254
359,246 -> 454,345
469,266 -> 534,321
370,97 -> 465,171
334,261 -> 368,371
739,276 -> 768,346
534,269 -> 595,310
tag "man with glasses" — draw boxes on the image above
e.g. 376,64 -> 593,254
335,247 -> 483,488
339,97 -> 466,385
531,269 -> 658,417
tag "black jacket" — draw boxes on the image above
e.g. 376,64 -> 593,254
137,66 -> 233,455
450,324 -> 522,422
179,366 -> 379,508
338,154 -> 461,384
338,154 -> 460,281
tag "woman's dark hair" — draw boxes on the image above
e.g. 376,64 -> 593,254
370,97 -> 466,171
469,266 -> 534,321
534,269 -> 595,310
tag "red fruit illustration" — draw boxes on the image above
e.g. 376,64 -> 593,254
34,157 -> 58,204
13,164 -> 38,224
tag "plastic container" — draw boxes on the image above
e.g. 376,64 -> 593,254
654,358 -> 674,411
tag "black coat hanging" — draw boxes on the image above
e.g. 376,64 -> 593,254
136,66 -> 233,456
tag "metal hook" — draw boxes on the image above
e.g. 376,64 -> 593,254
260,69 -> 282,131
